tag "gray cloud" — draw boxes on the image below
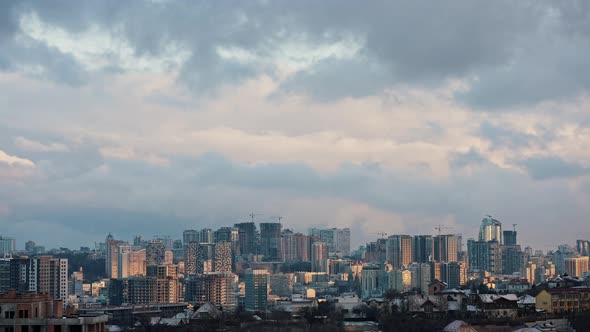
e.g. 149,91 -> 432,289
279,57 -> 391,101
0,1 -> 19,40
0,1 -> 588,107
518,156 -> 590,180
1,1 -> 590,252
449,148 -> 488,169
478,121 -> 544,149
0,144 -> 586,249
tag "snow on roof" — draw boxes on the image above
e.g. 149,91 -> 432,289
479,294 -> 518,303
191,302 -> 222,320
443,320 -> 476,332
518,294 -> 536,305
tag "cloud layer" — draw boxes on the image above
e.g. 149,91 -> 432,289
1,1 -> 590,250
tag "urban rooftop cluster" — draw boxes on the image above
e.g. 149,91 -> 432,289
1,216 -> 590,331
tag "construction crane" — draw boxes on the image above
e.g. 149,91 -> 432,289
374,232 -> 388,239
249,212 -> 263,223
270,216 -> 283,223
435,225 -> 452,236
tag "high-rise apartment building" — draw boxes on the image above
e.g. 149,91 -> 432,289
234,222 -> 257,255
503,230 -> 517,246
185,272 -> 237,311
183,229 -> 199,245
281,229 -> 295,262
269,273 -> 293,298
151,264 -> 179,297
37,256 -> 68,303
577,240 -> 590,256
214,227 -> 231,242
434,235 -> 459,263
214,227 -> 240,255
524,261 -> 537,284
260,223 -> 282,261
407,262 -> 431,294
282,230 -> 311,262
564,256 -> 589,277
388,268 -> 412,292
146,240 -> 166,266
479,216 -> 502,243
308,228 -> 351,256
214,241 -> 232,272
129,249 -> 146,276
0,257 -> 42,293
117,244 -> 132,279
186,242 -> 231,275
123,276 -> 179,304
467,239 -> 502,273
440,262 -> 466,289
0,236 -> 15,255
184,241 -> 199,276
551,246 -> 578,275
501,245 -> 524,275
0,257 -> 12,292
126,277 -> 156,304
105,234 -> 126,279
293,233 -> 310,261
164,250 -> 174,265
199,229 -> 214,244
361,265 -> 385,297
386,235 -> 413,269
245,269 -> 268,311
365,239 -> 387,263
335,228 -> 351,256
412,235 -> 434,263
69,268 -> 84,296
311,241 -> 329,273
25,241 -> 36,253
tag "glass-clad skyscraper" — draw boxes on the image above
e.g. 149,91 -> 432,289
479,215 -> 502,243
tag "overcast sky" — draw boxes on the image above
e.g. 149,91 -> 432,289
2,1 -> 590,250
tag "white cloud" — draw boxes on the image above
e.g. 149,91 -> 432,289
15,136 -> 68,152
0,150 -> 35,167
18,13 -> 191,74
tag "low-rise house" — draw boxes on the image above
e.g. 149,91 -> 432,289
507,279 -> 531,293
476,294 -> 518,319
443,320 -> 478,332
191,302 -> 222,320
188,302 -> 223,331
441,289 -> 468,312
408,294 -> 447,317
428,280 -> 448,295
334,293 -> 361,317
518,294 -> 536,310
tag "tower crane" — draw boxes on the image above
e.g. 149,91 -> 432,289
435,225 -> 452,236
249,212 -> 263,223
374,232 -> 388,239
270,216 -> 283,223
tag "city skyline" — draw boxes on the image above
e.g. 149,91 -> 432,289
0,213 -> 579,253
0,215 -> 578,256
2,2 -> 590,251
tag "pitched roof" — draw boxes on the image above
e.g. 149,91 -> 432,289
478,294 -> 518,303
518,294 -> 536,305
443,320 -> 477,332
191,302 -> 222,320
